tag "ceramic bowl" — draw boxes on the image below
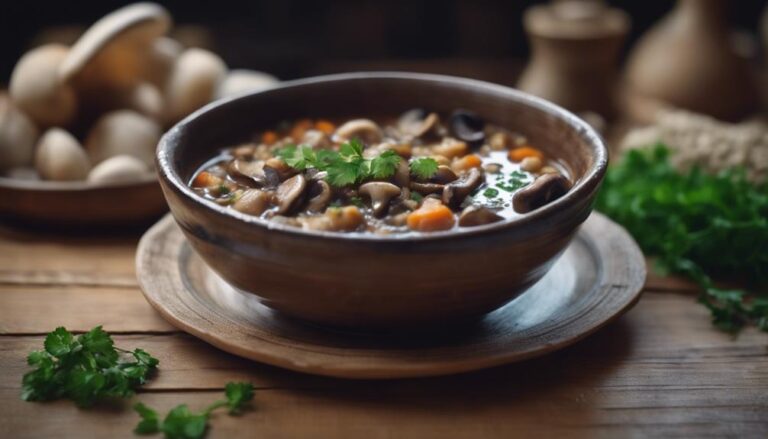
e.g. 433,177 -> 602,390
156,72 -> 607,330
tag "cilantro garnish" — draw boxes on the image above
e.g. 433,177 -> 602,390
409,157 -> 439,180
134,382 -> 255,439
596,145 -> 768,333
277,139 -> 402,187
21,326 -> 159,407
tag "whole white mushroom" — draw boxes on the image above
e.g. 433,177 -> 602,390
9,44 -> 78,127
88,154 -> 149,183
60,2 -> 171,90
0,95 -> 39,171
85,110 -> 161,167
164,48 -> 227,123
215,69 -> 278,99
35,128 -> 91,181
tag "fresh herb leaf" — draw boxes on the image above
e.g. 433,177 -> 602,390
410,157 -> 439,180
21,326 -> 159,407
161,405 -> 208,439
279,138 -> 402,187
370,150 -> 401,178
482,188 -> 499,198
223,382 -> 255,415
275,145 -> 319,171
134,402 -> 161,434
325,160 -> 361,187
134,382 -> 255,439
596,145 -> 768,333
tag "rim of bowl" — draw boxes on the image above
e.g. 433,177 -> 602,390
158,72 -> 607,242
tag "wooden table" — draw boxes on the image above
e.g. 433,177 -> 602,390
1,222 -> 767,438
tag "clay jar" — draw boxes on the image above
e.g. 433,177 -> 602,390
624,0 -> 758,121
517,0 -> 629,119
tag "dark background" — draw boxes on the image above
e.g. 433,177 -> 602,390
2,0 -> 767,84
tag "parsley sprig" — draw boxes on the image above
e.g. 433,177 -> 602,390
409,157 -> 439,180
134,382 -> 255,439
596,145 -> 768,333
276,139 -> 401,187
21,326 -> 159,407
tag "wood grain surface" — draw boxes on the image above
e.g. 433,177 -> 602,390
1,219 -> 767,438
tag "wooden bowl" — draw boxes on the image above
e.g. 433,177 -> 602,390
156,72 -> 608,330
0,175 -> 167,227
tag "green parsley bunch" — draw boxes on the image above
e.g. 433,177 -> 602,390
596,145 -> 768,333
21,326 -> 159,407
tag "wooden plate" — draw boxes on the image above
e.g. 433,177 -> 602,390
137,212 -> 646,379
0,175 -> 167,227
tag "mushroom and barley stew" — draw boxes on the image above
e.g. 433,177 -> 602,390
190,109 -> 572,234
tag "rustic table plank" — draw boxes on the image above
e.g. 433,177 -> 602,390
0,226 -> 138,287
0,284 -> 174,334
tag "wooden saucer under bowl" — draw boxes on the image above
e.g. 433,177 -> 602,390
136,212 -> 645,379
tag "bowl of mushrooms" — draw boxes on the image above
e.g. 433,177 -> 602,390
157,72 -> 607,330
0,3 -> 277,226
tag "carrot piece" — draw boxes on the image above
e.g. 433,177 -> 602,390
192,171 -> 222,188
261,130 -> 278,145
407,199 -> 456,232
452,154 -> 482,172
314,119 -> 336,135
289,119 -> 313,141
508,146 -> 544,162
325,206 -> 364,231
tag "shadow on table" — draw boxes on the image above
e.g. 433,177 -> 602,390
245,316 -> 634,426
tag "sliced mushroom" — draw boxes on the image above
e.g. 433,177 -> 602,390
398,109 -> 439,139
300,129 -> 330,149
393,159 -> 410,187
410,181 -> 444,196
333,119 -> 382,144
449,109 -> 485,146
512,174 -> 571,213
228,159 -> 267,187
274,174 -> 307,214
306,180 -> 332,213
431,165 -> 458,184
458,206 -> 503,227
442,167 -> 483,208
359,181 -> 401,217
233,189 -> 270,216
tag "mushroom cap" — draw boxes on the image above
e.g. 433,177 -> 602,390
145,36 -> 183,88
359,181 -> 401,217
398,109 -> 439,139
333,119 -> 383,144
87,154 -> 149,183
442,167 -> 483,207
458,206 -> 503,227
0,95 -> 39,171
274,174 -> 307,214
233,189 -> 271,216
85,109 -> 161,167
215,69 -> 279,99
9,44 -> 78,127
35,128 -> 91,181
306,180 -> 333,213
164,48 -> 227,124
59,2 -> 171,87
512,173 -> 571,213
